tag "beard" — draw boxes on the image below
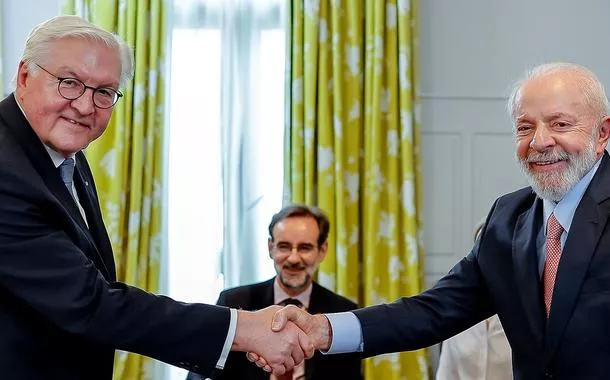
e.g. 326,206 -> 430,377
517,135 -> 598,202
276,263 -> 316,290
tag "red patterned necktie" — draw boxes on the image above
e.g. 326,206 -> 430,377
543,213 -> 563,317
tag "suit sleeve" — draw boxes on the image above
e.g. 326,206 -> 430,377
0,165 -> 230,375
354,211 -> 496,357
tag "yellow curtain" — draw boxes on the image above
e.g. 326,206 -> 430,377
62,1 -> 167,379
285,0 -> 427,378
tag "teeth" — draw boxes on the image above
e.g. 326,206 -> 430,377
68,119 -> 79,125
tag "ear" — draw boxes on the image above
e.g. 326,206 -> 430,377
596,116 -> 610,155
16,61 -> 31,91
268,238 -> 274,259
319,241 -> 328,261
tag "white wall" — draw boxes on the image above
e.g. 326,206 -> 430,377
1,0 -> 62,93
420,0 -> 610,285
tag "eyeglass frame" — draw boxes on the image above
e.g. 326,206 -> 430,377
271,241 -> 319,255
34,63 -> 123,109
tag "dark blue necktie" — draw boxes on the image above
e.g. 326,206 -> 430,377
59,158 -> 76,199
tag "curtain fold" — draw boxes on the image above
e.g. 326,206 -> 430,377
285,0 -> 427,378
194,0 -> 285,288
62,1 -> 167,379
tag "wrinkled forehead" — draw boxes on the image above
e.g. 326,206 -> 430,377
44,37 -> 122,85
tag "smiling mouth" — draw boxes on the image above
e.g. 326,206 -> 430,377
284,268 -> 305,274
533,160 -> 562,165
63,117 -> 89,128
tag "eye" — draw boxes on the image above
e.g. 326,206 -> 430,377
276,243 -> 292,251
60,78 -> 81,88
516,124 -> 532,135
297,244 -> 315,253
554,121 -> 570,128
96,88 -> 115,98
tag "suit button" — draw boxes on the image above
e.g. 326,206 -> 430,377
545,373 -> 554,379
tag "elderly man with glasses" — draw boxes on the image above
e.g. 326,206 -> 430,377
0,15 -> 313,380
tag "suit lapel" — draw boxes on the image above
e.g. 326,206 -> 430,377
74,156 -> 116,280
513,197 -> 546,345
0,96 -> 89,231
306,282 -> 324,314
263,279 -> 275,308
544,154 -> 610,363
0,95 -> 114,280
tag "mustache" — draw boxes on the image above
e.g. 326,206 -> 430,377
524,149 -> 571,163
283,263 -> 306,271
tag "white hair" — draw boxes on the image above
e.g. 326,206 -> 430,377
20,15 -> 134,88
506,62 -> 610,124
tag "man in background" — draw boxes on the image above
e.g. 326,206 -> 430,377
189,204 -> 363,380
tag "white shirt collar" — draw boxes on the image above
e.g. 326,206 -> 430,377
273,276 -> 312,309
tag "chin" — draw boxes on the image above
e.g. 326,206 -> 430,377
281,275 -> 307,289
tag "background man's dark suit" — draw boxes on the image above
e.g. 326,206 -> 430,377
189,278 -> 363,380
0,94 -> 230,379
353,152 -> 610,379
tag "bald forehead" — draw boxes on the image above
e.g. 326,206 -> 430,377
516,71 -> 595,116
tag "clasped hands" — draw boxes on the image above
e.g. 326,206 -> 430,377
233,305 -> 331,375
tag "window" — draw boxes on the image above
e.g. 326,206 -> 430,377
166,1 -> 285,379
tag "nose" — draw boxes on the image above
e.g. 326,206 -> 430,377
530,123 -> 555,152
286,248 -> 301,263
70,88 -> 96,115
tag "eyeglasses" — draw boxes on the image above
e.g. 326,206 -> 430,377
35,64 -> 123,109
273,242 -> 317,255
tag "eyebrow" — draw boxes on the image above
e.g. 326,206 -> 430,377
55,67 -> 120,89
515,114 -> 533,123
516,112 -> 577,123
276,241 -> 315,246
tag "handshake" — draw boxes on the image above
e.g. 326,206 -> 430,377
232,304 -> 331,375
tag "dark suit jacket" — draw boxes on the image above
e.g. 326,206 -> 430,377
188,278 -> 363,380
354,151 -> 610,380
0,94 -> 231,379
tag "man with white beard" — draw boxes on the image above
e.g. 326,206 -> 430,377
266,62 -> 610,380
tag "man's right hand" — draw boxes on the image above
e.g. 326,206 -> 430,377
232,305 -> 314,375
272,305 -> 332,350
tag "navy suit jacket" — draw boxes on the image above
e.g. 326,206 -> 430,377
188,278 -> 363,380
0,94 -> 231,379
354,151 -> 610,379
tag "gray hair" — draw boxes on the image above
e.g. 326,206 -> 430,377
20,15 -> 134,88
507,62 -> 610,125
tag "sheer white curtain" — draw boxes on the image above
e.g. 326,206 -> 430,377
217,0 -> 286,288
174,0 -> 285,289
167,1 -> 285,378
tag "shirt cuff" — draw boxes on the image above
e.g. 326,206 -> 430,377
215,308 -> 237,369
324,311 -> 363,354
